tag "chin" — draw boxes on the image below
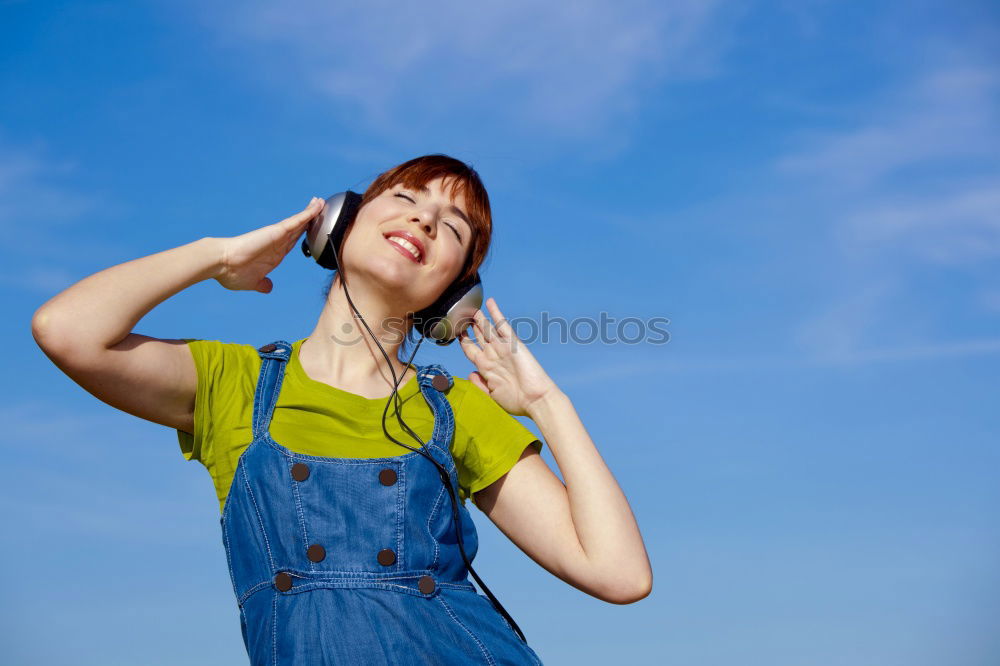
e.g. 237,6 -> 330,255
347,254 -> 425,303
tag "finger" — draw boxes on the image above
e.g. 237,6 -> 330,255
281,197 -> 325,231
468,371 -> 489,394
472,313 -> 497,351
458,330 -> 483,358
485,297 -> 512,339
455,320 -> 474,341
256,277 -> 273,293
470,312 -> 486,344
473,309 -> 497,344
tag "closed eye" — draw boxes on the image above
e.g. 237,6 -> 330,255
395,191 -> 463,242
443,221 -> 462,242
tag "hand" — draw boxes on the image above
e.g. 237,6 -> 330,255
458,297 -> 560,417
214,197 -> 326,293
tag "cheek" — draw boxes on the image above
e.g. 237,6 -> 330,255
424,250 -> 465,299
442,244 -> 468,277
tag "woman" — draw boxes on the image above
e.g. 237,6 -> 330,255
31,154 -> 652,664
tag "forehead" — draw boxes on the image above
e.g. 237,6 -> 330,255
391,175 -> 469,208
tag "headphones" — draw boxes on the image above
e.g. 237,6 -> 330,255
300,191 -> 484,345
297,189 -> 529,644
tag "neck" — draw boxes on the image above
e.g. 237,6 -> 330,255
303,272 -> 416,394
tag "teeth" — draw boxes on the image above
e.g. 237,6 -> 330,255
388,235 -> 422,262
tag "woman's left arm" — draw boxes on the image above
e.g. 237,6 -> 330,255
459,298 -> 652,605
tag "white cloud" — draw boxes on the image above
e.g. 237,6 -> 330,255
551,329 -> 1000,386
0,141 -> 97,236
977,288 -> 1000,313
814,336 -> 1000,364
772,60 -> 1000,362
0,266 -> 80,292
841,181 -> 1000,265
0,136 -> 124,295
776,65 -> 1000,192
792,277 -> 901,362
196,0 -> 726,138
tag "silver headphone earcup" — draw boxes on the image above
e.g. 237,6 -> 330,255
421,279 -> 483,345
301,191 -> 361,270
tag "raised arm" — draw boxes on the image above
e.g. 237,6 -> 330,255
30,197 -> 327,433
461,298 -> 653,605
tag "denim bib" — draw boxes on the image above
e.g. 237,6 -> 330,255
220,340 -> 543,665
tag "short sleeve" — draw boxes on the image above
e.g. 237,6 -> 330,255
176,339 -> 214,464
451,379 -> 544,508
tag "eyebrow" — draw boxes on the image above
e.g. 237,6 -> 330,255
417,184 -> 474,236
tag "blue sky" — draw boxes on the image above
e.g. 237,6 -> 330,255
4,1 -> 999,664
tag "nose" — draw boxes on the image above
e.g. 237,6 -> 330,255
410,209 -> 435,237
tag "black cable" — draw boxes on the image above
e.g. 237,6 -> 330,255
332,243 -> 528,645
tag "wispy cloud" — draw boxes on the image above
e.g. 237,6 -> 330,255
0,138 -> 98,239
553,332 -> 1000,387
776,63 -> 1000,265
814,336 -> 1000,364
776,66 -> 1000,193
841,180 -> 1000,265
791,276 -> 902,362
0,135 -> 120,294
0,266 -> 80,292
774,60 -> 1000,362
195,0 -> 727,140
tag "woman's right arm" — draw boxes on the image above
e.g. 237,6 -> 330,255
31,237 -> 225,435
30,197 -> 326,435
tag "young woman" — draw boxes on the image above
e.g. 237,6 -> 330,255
31,154 -> 652,664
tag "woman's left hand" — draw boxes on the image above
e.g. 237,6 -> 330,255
458,297 -> 560,417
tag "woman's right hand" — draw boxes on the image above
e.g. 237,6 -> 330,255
214,197 -> 326,293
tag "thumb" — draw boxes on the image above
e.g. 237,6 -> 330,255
256,277 -> 274,293
468,371 -> 489,394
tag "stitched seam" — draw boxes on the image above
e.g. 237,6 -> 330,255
423,385 -> 452,462
241,462 -> 275,570
246,580 -> 474,598
253,568 -> 457,579
271,589 -> 277,666
418,369 -> 457,476
263,438 -> 423,464
436,593 -> 496,665
425,441 -> 456,477
238,580 -> 272,606
396,462 -> 405,573
251,357 -> 267,439
264,352 -> 287,442
223,515 -> 237,597
425,484 -> 445,569
220,437 -> 259,517
289,459 -> 310,571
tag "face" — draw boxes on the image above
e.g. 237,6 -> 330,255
340,176 -> 474,313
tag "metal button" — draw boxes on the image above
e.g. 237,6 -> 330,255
418,575 -> 436,595
291,463 -> 310,482
377,548 -> 396,566
307,544 -> 326,562
259,343 -> 277,353
432,374 -> 449,392
274,572 -> 293,591
378,468 -> 397,486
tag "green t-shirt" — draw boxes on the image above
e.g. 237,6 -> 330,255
176,337 -> 542,514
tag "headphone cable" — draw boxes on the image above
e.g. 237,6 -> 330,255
332,247 -> 528,645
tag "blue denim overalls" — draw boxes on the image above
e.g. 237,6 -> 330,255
220,340 -> 544,665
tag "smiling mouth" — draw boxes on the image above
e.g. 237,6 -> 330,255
385,235 -> 423,263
